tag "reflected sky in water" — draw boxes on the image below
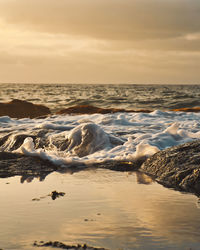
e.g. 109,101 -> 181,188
0,169 -> 200,250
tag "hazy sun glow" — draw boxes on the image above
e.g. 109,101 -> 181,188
0,0 -> 200,83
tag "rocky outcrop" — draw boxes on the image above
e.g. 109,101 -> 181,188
0,100 -> 152,118
141,140 -> 200,195
0,151 -> 138,181
1,131 -> 200,195
0,99 -> 51,118
172,107 -> 200,112
0,152 -> 57,180
56,105 -> 151,115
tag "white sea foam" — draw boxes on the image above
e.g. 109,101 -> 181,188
2,111 -> 200,167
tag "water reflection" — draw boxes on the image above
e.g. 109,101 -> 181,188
19,169 -> 154,185
196,198 -> 200,209
20,173 -> 47,183
19,166 -> 89,183
0,169 -> 200,250
135,171 -> 154,185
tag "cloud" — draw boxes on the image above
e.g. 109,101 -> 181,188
0,0 -> 200,83
1,0 -> 200,41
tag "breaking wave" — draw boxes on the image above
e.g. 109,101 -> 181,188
1,110 -> 200,168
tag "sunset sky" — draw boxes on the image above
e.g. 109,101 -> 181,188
0,0 -> 200,84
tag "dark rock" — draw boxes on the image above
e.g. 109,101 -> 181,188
0,151 -> 88,181
0,152 -> 58,180
0,151 -> 141,182
50,191 -> 65,200
0,99 -> 51,118
32,191 -> 65,201
56,105 -> 151,115
172,107 -> 200,112
141,140 -> 200,195
91,158 -> 145,171
33,241 -> 107,249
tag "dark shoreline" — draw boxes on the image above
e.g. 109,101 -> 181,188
0,99 -> 200,196
0,99 -> 152,119
1,99 -> 200,119
1,140 -> 200,196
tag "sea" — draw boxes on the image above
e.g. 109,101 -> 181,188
0,83 -> 200,250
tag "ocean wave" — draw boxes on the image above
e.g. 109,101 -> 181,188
1,111 -> 200,168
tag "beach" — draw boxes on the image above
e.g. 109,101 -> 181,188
0,84 -> 200,249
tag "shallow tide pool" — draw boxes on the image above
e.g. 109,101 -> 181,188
0,169 -> 200,250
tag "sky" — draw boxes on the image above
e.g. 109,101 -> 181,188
0,0 -> 200,84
